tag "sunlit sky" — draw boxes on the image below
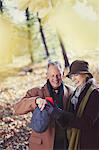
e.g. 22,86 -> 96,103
73,1 -> 97,21
4,0 -> 97,24
4,0 -> 26,24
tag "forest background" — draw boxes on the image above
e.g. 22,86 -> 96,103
0,0 -> 98,149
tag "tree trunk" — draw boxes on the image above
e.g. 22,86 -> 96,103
0,0 -> 3,13
58,35 -> 69,67
37,14 -> 50,57
25,8 -> 33,63
50,1 -> 69,67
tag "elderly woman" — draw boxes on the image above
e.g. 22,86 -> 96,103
38,60 -> 99,150
50,60 -> 99,150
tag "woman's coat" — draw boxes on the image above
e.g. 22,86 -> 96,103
52,82 -> 99,149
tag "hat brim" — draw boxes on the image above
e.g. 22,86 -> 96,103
66,71 -> 93,78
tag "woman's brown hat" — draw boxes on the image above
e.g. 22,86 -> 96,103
66,60 -> 93,78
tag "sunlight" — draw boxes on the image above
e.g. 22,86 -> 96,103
4,0 -> 25,24
73,1 -> 97,21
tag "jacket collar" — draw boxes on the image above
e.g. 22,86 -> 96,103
42,81 -> 68,110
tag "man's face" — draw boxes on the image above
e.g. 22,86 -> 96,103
47,65 -> 63,89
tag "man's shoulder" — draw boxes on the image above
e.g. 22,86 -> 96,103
26,83 -> 48,97
27,87 -> 41,93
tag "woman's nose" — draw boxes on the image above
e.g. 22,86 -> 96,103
71,76 -> 76,81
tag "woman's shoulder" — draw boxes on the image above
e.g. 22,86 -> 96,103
90,86 -> 99,99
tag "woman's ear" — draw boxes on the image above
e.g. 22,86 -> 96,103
85,74 -> 90,82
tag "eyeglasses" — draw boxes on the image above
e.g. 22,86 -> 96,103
70,74 -> 79,78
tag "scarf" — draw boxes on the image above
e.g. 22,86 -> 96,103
47,80 -> 64,109
71,78 -> 95,110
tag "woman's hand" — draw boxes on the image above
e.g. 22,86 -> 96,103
36,98 -> 47,111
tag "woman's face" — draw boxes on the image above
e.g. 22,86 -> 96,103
71,73 -> 86,87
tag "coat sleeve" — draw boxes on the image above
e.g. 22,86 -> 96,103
13,88 -> 41,115
52,89 -> 99,130
51,108 -> 74,129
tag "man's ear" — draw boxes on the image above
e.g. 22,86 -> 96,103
46,72 -> 49,80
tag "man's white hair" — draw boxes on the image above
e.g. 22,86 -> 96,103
47,61 -> 63,74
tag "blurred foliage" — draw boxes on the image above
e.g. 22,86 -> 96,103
0,0 -> 98,78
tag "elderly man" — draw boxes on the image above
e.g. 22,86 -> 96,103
14,61 -> 73,150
